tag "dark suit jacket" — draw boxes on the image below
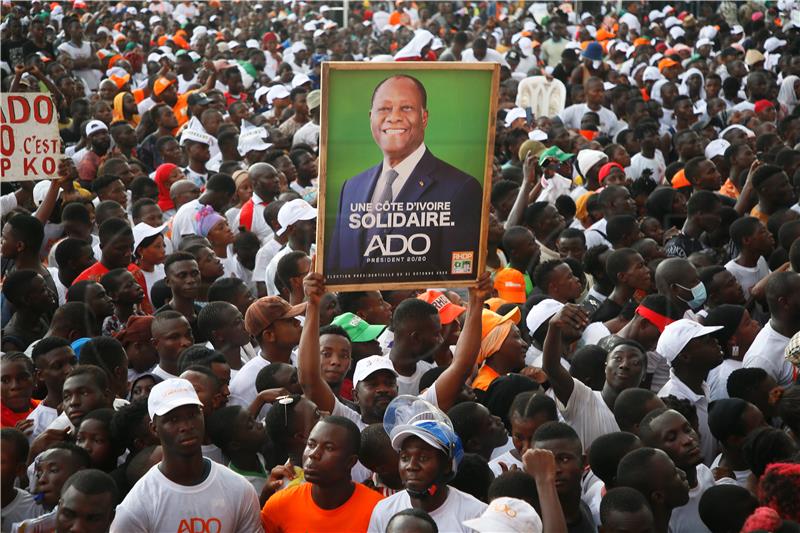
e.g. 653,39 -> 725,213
327,148 -> 483,280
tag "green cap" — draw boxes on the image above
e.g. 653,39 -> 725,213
331,313 -> 386,343
538,146 -> 573,166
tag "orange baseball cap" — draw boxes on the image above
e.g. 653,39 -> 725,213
153,77 -> 176,96
494,268 -> 527,304
484,297 -> 508,313
417,290 -> 466,325
480,307 -> 521,340
671,168 -> 691,189
658,58 -> 679,73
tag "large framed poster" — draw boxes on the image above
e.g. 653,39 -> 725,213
317,62 -> 498,291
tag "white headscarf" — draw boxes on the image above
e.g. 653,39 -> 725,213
394,29 -> 434,60
651,78 -> 669,104
678,68 -> 707,101
778,75 -> 800,115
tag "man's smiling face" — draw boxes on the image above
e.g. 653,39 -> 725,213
370,76 -> 428,166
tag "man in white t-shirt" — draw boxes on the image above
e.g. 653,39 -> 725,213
229,296 -> 305,414
742,272 -> 800,386
26,338 -> 78,441
558,77 -> 619,135
111,378 -> 262,532
724,217 -> 774,300
656,319 -> 725,466
368,398 -> 487,533
639,408 -> 736,533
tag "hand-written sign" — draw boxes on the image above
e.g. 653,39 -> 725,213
1,93 -> 61,181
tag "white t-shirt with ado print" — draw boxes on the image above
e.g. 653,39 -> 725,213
111,459 -> 262,533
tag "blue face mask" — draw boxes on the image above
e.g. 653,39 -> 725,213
675,282 -> 707,311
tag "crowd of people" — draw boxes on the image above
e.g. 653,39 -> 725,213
3,0 -> 800,532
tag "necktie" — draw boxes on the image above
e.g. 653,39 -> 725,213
366,169 -> 399,248
374,169 -> 399,205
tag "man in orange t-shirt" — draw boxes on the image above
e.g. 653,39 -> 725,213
260,417 -> 383,533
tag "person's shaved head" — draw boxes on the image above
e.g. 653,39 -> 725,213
655,258 -> 699,295
248,162 -> 277,180
170,179 -> 199,199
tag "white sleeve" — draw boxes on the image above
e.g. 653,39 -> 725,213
332,397 -> 363,426
1,192 -> 18,216
253,245 -> 270,283
420,382 -> 439,407
367,503 -> 386,533
110,502 -> 149,533
234,483 -> 264,533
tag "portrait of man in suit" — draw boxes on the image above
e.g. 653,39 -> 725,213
326,74 -> 483,281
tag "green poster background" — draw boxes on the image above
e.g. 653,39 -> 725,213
323,66 -> 494,249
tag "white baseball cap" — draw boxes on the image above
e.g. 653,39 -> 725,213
764,37 -> 787,53
267,85 -> 291,105
463,497 -> 543,533
704,139 -> 730,161
85,120 -> 108,137
33,180 -> 57,207
504,107 -> 527,128
353,355 -> 398,385
147,378 -> 203,419
656,319 -> 723,363
133,222 -> 168,252
237,128 -> 272,156
291,73 -> 311,89
528,129 -> 548,142
276,199 -> 316,236
525,299 -> 564,336
246,39 -> 260,49
290,41 -> 307,54
254,86 -> 270,104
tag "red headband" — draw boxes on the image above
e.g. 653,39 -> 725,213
636,305 -> 674,333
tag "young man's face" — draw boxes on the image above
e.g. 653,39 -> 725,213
557,237 -> 586,262
84,283 -> 115,319
216,305 -> 251,348
153,404 -> 204,457
319,333 -> 352,386
533,437 -> 584,498
231,408 -> 267,452
264,317 -> 303,348
473,403 -> 509,453
302,420 -> 355,485
29,274 -> 58,314
34,449 -> 83,508
1,361 -> 35,413
356,291 -> 393,326
101,234 -> 134,270
62,375 -> 110,427
166,260 -> 200,299
398,435 -> 447,493
36,347 -> 78,395
113,271 -> 144,305
181,370 -> 224,418
647,411 -> 702,470
56,484 -> 116,533
604,345 -> 646,391
153,317 -> 194,362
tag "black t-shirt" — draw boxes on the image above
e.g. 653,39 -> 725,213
590,298 -> 623,323
22,39 -> 55,60
1,38 -> 26,68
